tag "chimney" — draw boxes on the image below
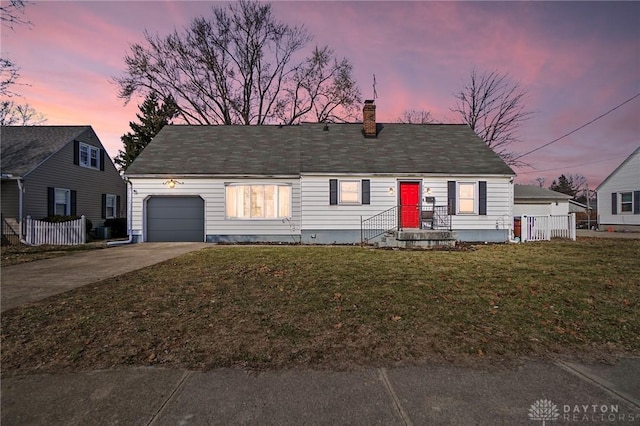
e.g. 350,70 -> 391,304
363,100 -> 376,138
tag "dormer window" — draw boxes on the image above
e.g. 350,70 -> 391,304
79,142 -> 100,169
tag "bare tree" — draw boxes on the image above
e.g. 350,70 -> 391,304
452,68 -> 532,166
396,109 -> 434,124
0,0 -> 31,29
0,101 -> 47,125
532,177 -> 546,187
114,0 -> 361,125
0,58 -> 20,98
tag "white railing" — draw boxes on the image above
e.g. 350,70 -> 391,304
25,215 -> 86,246
520,214 -> 576,242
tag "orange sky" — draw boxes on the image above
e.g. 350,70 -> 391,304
2,1 -> 638,188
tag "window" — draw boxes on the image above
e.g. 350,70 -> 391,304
458,182 -> 476,214
339,180 -> 360,204
620,192 -> 633,213
55,188 -> 70,215
226,184 -> 291,219
105,194 -> 117,218
79,142 -> 100,169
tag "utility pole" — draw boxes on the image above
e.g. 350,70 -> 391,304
586,184 -> 590,230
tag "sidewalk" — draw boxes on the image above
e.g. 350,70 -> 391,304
2,359 -> 639,425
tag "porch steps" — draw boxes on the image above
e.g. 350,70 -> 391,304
376,229 -> 456,249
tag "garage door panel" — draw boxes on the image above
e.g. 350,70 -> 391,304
146,196 -> 204,242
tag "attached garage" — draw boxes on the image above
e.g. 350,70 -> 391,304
146,196 -> 204,242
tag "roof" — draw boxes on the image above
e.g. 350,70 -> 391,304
126,123 -> 515,176
514,184 -> 572,201
595,145 -> 640,191
1,126 -> 92,177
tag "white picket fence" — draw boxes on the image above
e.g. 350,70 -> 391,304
25,215 -> 86,246
519,214 -> 576,242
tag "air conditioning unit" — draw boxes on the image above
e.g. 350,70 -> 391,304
95,226 -> 111,239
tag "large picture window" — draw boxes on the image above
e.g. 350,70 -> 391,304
226,184 -> 291,219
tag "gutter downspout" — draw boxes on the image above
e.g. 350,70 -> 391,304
107,177 -> 133,246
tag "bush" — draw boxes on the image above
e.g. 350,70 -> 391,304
41,215 -> 93,233
104,218 -> 127,238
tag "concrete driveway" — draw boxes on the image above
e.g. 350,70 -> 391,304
1,242 -> 209,312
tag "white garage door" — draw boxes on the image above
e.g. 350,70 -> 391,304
146,196 -> 204,242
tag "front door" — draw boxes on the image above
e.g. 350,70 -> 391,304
399,182 -> 420,228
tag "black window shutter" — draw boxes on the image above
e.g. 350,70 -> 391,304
634,191 -> 640,214
47,187 -> 55,216
101,194 -> 106,219
362,179 -> 370,205
100,149 -> 105,171
116,195 -> 121,218
70,190 -> 77,216
479,181 -> 487,215
73,141 -> 79,165
447,181 -> 456,215
329,179 -> 338,205
611,193 -> 617,215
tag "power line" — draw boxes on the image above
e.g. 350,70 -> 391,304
516,155 -> 626,175
515,92 -> 640,160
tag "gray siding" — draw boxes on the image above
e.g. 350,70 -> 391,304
1,181 -> 19,218
22,128 -> 126,227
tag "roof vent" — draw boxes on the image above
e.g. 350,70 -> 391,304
323,124 -> 329,131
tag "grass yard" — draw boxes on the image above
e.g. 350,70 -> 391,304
1,242 -> 107,267
1,238 -> 639,375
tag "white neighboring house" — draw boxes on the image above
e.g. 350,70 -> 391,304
513,185 -> 572,216
124,101 -> 516,244
596,146 -> 640,231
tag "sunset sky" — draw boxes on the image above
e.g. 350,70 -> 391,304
2,1 -> 638,188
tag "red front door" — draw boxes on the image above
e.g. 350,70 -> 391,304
400,182 -> 420,228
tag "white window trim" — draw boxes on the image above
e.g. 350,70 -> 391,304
457,182 -> 477,215
619,192 -> 633,214
338,180 -> 361,205
79,142 -> 100,170
225,183 -> 292,220
55,188 -> 71,216
105,194 -> 117,219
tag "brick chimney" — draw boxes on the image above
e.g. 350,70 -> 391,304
363,100 -> 376,138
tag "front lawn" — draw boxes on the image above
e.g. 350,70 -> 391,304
1,238 -> 638,374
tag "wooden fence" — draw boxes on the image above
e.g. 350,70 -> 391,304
25,215 -> 86,246
520,214 -> 576,242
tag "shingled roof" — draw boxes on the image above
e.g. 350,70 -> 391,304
1,126 -> 92,177
514,184 -> 572,200
126,123 -> 515,176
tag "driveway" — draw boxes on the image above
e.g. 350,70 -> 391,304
577,229 -> 640,239
1,242 -> 209,312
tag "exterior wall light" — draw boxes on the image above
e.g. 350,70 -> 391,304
163,179 -> 183,188
388,187 -> 395,195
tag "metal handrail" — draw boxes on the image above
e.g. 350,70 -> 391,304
361,205 -> 399,244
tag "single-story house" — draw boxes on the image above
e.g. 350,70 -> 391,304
513,185 -> 572,216
596,146 -> 640,231
1,126 -> 127,238
125,101 -> 516,244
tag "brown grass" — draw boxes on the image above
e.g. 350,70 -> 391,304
1,238 -> 638,375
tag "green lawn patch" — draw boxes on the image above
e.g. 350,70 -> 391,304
1,238 -> 638,374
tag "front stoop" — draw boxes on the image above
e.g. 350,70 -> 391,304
376,229 -> 457,249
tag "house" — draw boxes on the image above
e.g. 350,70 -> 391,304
596,146 -> 640,231
125,101 -> 516,244
1,126 -> 127,238
513,185 -> 572,216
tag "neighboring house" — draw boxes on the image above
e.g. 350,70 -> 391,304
596,146 -> 640,231
125,101 -> 516,244
1,126 -> 127,237
513,185 -> 572,216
